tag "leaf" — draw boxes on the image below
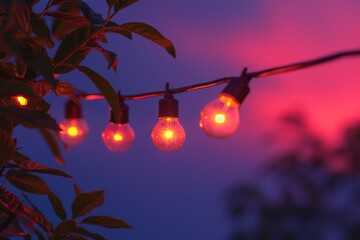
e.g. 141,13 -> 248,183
54,48 -> 91,74
77,66 -> 120,123
38,128 -> 64,166
20,47 -> 56,89
0,130 -> 16,163
55,220 -> 76,234
48,193 -> 67,221
22,194 -> 52,232
114,0 -> 139,12
45,11 -> 90,27
56,81 -> 81,105
8,0 -> 31,32
53,26 -> 95,71
16,157 -> 71,178
0,106 -> 61,131
22,234 -> 31,240
74,184 -> 82,196
23,205 -> 50,232
30,13 -> 54,48
89,42 -> 118,72
16,58 -> 27,78
0,80 -> 36,99
104,22 -> 132,39
79,1 -> 104,25
120,22 -> 176,58
52,0 -> 80,6
51,4 -> 82,40
30,80 -> 52,98
33,229 -> 45,240
0,62 -> 17,79
0,187 -> 24,215
81,216 -> 131,229
7,170 -> 51,195
106,0 -> 116,7
72,226 -> 106,240
71,191 -> 104,218
26,0 -> 40,6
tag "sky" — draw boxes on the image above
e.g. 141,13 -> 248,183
14,0 -> 360,239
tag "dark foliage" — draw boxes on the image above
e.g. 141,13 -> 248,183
226,112 -> 360,240
0,0 -> 175,238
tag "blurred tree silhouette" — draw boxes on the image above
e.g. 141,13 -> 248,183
226,112 -> 360,240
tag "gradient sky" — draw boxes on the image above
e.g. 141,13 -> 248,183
14,0 -> 360,239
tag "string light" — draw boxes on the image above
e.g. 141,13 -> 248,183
57,49 -> 360,152
151,86 -> 185,152
59,100 -> 89,146
102,100 -> 135,152
200,71 -> 250,139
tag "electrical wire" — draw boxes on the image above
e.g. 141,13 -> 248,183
82,49 -> 360,101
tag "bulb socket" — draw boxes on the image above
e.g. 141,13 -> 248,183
110,101 -> 129,124
65,100 -> 82,119
158,94 -> 179,118
221,74 -> 250,104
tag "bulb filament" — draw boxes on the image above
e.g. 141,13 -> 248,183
67,126 -> 79,137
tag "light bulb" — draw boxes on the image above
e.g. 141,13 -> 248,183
59,100 -> 88,146
151,91 -> 186,152
59,118 -> 89,146
199,73 -> 251,139
101,99 -> 135,152
200,94 -> 240,139
102,122 -> 135,152
16,96 -> 28,106
151,117 -> 185,152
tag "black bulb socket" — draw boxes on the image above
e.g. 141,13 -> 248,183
158,94 -> 179,118
221,74 -> 251,104
110,101 -> 129,124
65,100 -> 82,119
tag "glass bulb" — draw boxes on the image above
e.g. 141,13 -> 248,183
151,117 -> 185,152
59,118 -> 89,146
102,122 -> 135,152
199,94 -> 240,139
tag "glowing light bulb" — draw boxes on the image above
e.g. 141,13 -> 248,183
15,96 -> 28,106
59,118 -> 89,146
200,73 -> 251,139
102,122 -> 135,152
151,90 -> 186,152
59,100 -> 89,146
101,100 -> 135,152
151,117 -> 185,152
200,94 -> 240,139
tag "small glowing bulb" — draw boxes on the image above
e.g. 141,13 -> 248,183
199,94 -> 240,139
59,100 -> 88,146
151,117 -> 185,152
59,119 -> 89,146
16,96 -> 28,106
102,122 -> 135,152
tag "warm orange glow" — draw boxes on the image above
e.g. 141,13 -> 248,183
219,94 -> 239,108
214,113 -> 226,124
113,133 -> 123,141
164,130 -> 174,139
199,95 -> 240,139
67,126 -> 79,137
151,117 -> 186,152
16,96 -> 28,106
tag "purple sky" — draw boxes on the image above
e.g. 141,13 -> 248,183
15,0 -> 360,239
